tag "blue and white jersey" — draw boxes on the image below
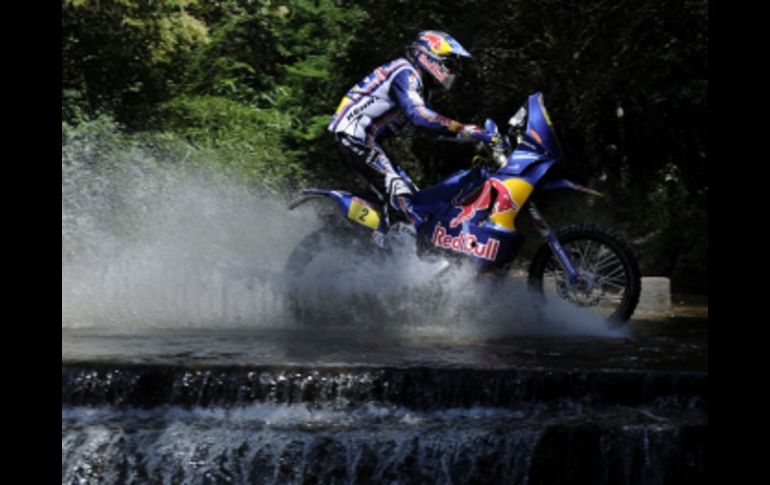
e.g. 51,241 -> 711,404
328,58 -> 463,146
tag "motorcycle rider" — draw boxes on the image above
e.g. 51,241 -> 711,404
328,30 -> 497,235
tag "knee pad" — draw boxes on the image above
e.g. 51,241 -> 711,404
386,173 -> 413,208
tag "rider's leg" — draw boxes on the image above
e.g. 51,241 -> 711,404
395,195 -> 423,226
337,135 -> 422,227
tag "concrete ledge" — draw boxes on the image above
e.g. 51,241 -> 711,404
637,277 -> 672,313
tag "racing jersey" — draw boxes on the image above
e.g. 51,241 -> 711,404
328,58 -> 465,146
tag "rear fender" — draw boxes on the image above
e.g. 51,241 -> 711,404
288,188 -> 384,231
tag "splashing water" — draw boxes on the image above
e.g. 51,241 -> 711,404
61,136 -> 622,338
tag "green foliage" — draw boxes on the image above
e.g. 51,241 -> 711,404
173,3 -> 277,102
157,95 -> 306,190
62,0 -> 212,124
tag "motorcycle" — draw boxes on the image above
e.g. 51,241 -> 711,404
285,92 -> 641,325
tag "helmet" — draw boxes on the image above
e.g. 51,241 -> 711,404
408,31 -> 472,90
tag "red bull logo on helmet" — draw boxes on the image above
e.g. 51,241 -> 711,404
431,225 -> 500,261
422,32 -> 452,55
450,178 -> 520,229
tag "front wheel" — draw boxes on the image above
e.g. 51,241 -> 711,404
527,224 -> 641,325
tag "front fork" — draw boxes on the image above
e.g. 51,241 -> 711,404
527,202 -> 580,285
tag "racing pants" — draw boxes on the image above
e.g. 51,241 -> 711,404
336,134 -> 423,226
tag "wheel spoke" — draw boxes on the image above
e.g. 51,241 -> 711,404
599,265 -> 627,281
599,280 -> 627,292
590,252 -> 621,273
576,240 -> 593,269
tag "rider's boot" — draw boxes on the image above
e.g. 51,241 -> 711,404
394,194 -> 424,227
387,220 -> 418,252
385,194 -> 422,251
389,195 -> 451,275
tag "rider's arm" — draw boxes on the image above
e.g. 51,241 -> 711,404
392,69 -> 488,141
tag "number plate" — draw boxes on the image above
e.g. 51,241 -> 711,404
348,197 -> 380,230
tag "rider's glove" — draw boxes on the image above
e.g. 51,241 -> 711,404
457,124 -> 500,144
457,124 -> 507,168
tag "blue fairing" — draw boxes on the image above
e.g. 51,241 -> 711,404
513,160 -> 557,186
412,167 -> 486,216
499,92 -> 564,180
526,93 -> 565,160
501,152 -> 541,175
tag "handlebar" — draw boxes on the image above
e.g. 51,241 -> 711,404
479,119 -> 510,169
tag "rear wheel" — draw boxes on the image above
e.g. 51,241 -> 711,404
283,225 -> 384,324
527,224 -> 641,325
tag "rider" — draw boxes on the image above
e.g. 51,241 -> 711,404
327,30 -> 497,232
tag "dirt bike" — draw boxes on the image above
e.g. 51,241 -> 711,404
285,92 -> 641,325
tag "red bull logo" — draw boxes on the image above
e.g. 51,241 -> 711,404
450,178 -> 520,229
431,225 -> 500,261
422,32 -> 451,55
424,33 -> 442,51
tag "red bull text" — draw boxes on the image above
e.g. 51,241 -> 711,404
431,225 -> 500,261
